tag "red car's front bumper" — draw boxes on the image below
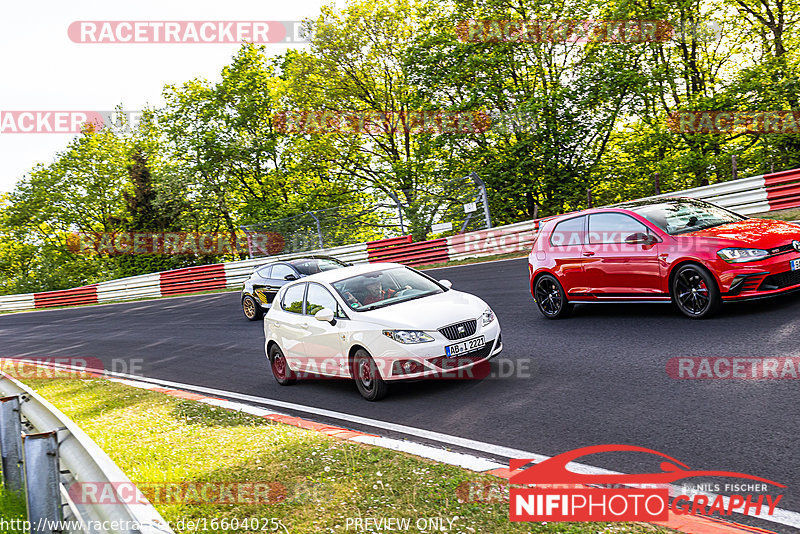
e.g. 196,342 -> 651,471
715,252 -> 800,301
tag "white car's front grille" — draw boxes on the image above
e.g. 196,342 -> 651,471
438,320 -> 477,340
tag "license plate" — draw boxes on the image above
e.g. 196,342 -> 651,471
792,259 -> 800,271
445,336 -> 485,357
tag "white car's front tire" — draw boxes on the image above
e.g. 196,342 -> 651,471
353,348 -> 388,401
269,344 -> 296,385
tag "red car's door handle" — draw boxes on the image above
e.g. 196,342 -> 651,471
582,251 -> 595,257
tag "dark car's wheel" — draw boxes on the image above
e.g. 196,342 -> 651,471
242,295 -> 264,321
352,349 -> 387,401
269,344 -> 296,385
671,264 -> 721,319
534,274 -> 573,319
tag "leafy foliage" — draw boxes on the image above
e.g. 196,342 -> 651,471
3,0 -> 800,293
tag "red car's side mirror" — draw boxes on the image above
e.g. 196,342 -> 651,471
625,232 -> 658,245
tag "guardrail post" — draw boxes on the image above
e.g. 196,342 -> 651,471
239,226 -> 254,259
0,395 -> 23,492
306,211 -> 324,248
468,172 -> 492,229
23,431 -> 62,532
386,191 -> 407,234
654,172 -> 661,195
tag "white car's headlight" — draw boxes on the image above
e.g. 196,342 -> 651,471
717,248 -> 770,263
382,330 -> 435,344
481,307 -> 496,326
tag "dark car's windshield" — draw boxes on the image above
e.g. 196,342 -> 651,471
332,267 -> 443,311
290,258 -> 347,275
629,199 -> 746,235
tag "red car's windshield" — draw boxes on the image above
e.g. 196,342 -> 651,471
630,199 -> 746,235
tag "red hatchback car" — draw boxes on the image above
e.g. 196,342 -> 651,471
528,198 -> 800,318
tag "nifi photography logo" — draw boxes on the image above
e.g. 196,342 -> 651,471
509,444 -> 785,522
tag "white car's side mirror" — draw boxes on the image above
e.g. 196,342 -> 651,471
314,308 -> 335,323
440,279 -> 453,289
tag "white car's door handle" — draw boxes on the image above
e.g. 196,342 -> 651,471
299,323 -> 308,328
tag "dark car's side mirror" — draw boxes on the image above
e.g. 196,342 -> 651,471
284,274 -> 297,281
625,232 -> 658,245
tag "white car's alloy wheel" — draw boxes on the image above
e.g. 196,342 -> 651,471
353,348 -> 387,401
269,345 -> 296,385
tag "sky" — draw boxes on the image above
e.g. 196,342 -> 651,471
0,0 -> 336,194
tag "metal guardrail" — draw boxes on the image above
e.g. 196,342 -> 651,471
0,292 -> 36,312
0,370 -> 174,534
641,174 -> 770,214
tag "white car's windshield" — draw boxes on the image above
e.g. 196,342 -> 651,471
332,267 -> 443,311
630,199 -> 745,235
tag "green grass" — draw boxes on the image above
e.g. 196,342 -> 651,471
752,207 -> 800,222
0,486 -> 26,532
16,378 -> 674,534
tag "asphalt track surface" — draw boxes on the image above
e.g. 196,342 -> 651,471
2,258 -> 799,532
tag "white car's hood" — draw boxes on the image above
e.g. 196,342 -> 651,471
354,290 -> 487,330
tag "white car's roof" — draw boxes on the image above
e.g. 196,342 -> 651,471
302,262 -> 407,284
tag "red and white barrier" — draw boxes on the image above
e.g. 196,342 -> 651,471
34,285 -> 98,308
96,273 -> 162,303
642,168 -> 800,215
764,168 -> 800,211
367,236 -> 449,265
446,220 -> 537,262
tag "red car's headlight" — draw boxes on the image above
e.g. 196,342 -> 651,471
717,248 -> 770,263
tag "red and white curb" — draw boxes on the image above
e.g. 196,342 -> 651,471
108,377 -> 792,534
4,359 -> 796,534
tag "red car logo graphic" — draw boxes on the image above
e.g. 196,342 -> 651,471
509,444 -> 785,487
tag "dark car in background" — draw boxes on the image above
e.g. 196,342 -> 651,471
241,255 -> 350,320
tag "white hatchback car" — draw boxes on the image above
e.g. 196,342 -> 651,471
263,263 -> 502,400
